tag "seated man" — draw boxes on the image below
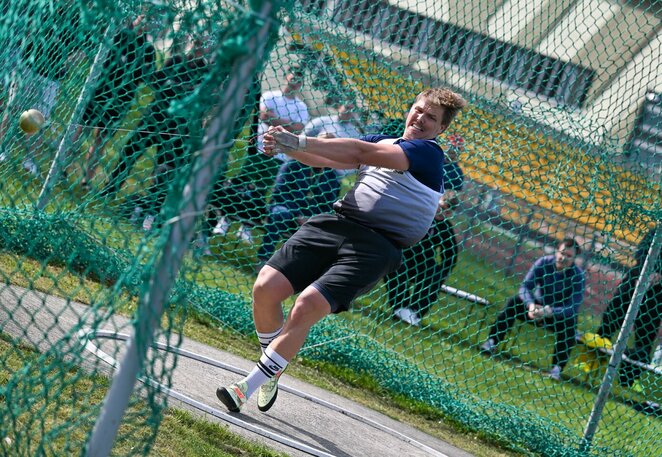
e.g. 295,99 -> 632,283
480,238 -> 585,381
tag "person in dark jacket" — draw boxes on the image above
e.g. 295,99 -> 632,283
101,40 -> 209,230
595,227 -> 662,387
386,134 -> 465,326
481,238 -> 586,381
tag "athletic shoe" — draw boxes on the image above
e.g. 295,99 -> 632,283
547,365 -> 562,381
237,224 -> 253,243
142,215 -> 156,232
257,371 -> 282,412
213,216 -> 230,235
480,338 -> 496,355
393,307 -> 421,327
216,381 -> 248,413
22,158 -> 38,176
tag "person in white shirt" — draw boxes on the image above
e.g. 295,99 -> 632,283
257,64 -> 309,160
214,64 -> 310,244
304,102 -> 362,140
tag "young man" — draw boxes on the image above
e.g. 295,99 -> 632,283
480,238 -> 585,381
216,88 -> 467,413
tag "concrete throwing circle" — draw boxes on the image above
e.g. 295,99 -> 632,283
79,328 -> 450,457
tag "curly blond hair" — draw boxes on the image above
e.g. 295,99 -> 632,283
415,88 -> 467,126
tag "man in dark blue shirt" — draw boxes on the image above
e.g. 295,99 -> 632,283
481,238 -> 585,380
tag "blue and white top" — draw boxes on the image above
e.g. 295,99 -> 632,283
334,135 -> 444,247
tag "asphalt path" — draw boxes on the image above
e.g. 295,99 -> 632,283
0,284 -> 475,457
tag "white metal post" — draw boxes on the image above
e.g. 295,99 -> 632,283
84,2 -> 279,456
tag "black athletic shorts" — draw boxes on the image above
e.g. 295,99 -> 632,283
266,213 -> 402,313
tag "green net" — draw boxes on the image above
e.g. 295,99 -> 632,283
0,0 -> 660,455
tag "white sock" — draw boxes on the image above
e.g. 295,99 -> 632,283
243,347 -> 289,398
257,327 -> 283,353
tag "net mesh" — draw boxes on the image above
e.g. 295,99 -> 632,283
0,0 -> 660,455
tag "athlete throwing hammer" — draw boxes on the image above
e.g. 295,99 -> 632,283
216,88 -> 467,413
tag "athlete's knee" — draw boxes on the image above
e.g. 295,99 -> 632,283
288,289 -> 331,327
253,266 -> 293,304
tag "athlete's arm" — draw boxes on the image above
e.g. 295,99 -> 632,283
264,126 -> 410,170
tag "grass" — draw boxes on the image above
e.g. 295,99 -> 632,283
0,337 -> 287,457
3,232 -> 662,457
0,248 -> 526,457
0,174 -> 658,456
0,144 -> 659,456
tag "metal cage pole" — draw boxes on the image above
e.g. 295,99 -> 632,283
84,2 -> 279,456
582,223 -> 662,450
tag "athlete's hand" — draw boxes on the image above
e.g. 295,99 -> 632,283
262,127 -> 282,157
263,126 -> 306,157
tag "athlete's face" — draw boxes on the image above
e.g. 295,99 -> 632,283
402,98 -> 448,140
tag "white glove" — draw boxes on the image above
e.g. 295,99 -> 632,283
270,129 -> 306,153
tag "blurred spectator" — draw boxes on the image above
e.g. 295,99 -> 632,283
255,131 -> 341,272
386,134 -> 465,326
257,63 -> 309,160
0,32 -> 24,159
304,101 -> 362,139
210,65 -> 309,243
0,2 -> 83,176
101,39 -> 210,230
305,101 -> 363,178
199,73 -> 263,250
595,227 -> 662,387
69,14 -> 155,188
481,238 -> 585,381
